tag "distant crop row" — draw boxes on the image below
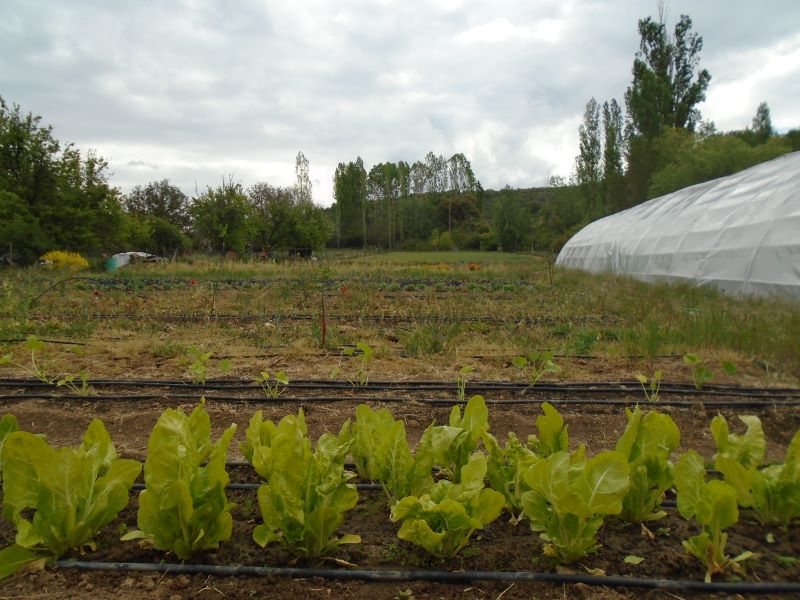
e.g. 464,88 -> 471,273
0,396 -> 797,582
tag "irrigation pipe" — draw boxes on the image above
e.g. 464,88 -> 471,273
51,561 -> 800,593
2,392 -> 799,409
0,378 -> 796,398
28,311 -> 620,326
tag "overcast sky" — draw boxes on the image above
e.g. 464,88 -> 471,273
2,1 -> 799,206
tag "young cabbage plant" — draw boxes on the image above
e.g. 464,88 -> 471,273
391,452 -> 505,558
674,450 -> 752,582
520,448 -> 630,564
0,419 -> 141,580
712,415 -> 800,526
122,399 -> 237,559
185,346 -> 231,385
614,406 -> 680,522
341,404 -> 433,506
416,395 -> 489,482
251,409 -> 361,558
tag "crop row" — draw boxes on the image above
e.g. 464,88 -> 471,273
0,396 -> 798,584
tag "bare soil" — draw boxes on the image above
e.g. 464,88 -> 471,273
2,392 -> 799,600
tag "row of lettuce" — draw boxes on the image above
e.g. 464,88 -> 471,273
0,397 -> 798,583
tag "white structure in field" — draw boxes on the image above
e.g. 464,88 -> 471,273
556,151 -> 800,299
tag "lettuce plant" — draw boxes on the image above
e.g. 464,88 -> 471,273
521,448 -> 630,563
675,450 -> 752,582
0,413 -> 19,484
0,419 -> 140,579
615,406 -> 680,522
391,452 -> 505,558
483,431 -> 537,522
712,414 -> 800,525
342,404 -> 433,505
251,409 -> 361,558
483,402 -> 568,521
122,399 -> 237,559
416,395 -> 489,482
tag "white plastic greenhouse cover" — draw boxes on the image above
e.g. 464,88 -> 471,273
556,151 -> 800,299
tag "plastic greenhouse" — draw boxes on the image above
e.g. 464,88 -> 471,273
556,151 -> 800,299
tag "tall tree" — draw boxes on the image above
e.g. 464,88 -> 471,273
751,101 -> 773,144
295,151 -> 312,204
575,98 -> 603,219
602,99 -> 626,213
624,13 -> 711,204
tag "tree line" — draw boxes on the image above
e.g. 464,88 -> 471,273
0,96 -> 329,265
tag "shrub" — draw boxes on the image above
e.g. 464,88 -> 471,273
39,250 -> 89,271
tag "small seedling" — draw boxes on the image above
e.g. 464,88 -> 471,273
683,353 -> 713,390
456,365 -> 475,402
56,370 -> 94,397
332,342 -> 373,386
635,370 -> 662,403
186,346 -> 231,385
0,335 -> 55,384
254,370 -> 289,398
511,351 -> 560,387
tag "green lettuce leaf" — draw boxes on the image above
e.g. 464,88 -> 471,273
0,413 -> 19,484
711,414 -> 765,469
528,402 -> 569,457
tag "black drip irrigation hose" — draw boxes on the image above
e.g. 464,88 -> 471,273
51,560 -> 800,594
0,378 -> 797,398
2,392 -> 799,409
26,311 -> 621,326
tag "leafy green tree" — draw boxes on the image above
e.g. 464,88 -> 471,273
0,97 -> 126,261
575,98 -> 603,219
493,189 -> 532,252
0,191 -> 44,264
624,13 -> 711,204
751,101 -> 773,143
124,179 -> 190,230
602,99 -> 626,214
190,180 -> 253,254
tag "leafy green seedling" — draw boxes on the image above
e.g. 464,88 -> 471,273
683,353 -> 713,390
56,370 -> 94,397
186,346 -> 231,385
456,365 -> 475,402
0,336 -> 55,384
254,371 -> 289,398
635,370 -> 662,403
332,341 -> 374,386
512,351 -> 560,387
